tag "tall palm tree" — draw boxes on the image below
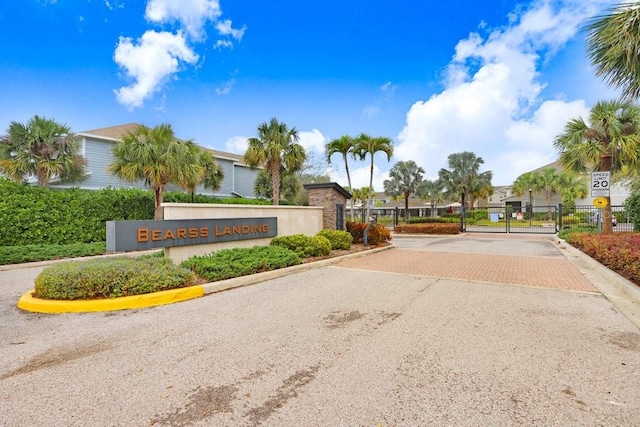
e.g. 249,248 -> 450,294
587,3 -> 640,100
0,115 -> 86,186
438,152 -> 492,231
244,118 -> 307,206
554,99 -> 640,232
383,160 -> 425,222
108,123 -> 204,220
326,135 -> 356,220
417,179 -> 445,218
353,133 -> 393,220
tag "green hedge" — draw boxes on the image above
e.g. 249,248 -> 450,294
394,223 -> 461,235
0,178 -> 268,246
35,257 -> 196,300
316,229 -> 353,250
270,234 -> 332,257
181,245 -> 302,282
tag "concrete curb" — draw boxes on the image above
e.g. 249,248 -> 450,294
553,236 -> 640,330
16,244 -> 394,314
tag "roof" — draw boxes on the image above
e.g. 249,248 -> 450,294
79,123 -> 140,140
304,182 -> 352,199
79,123 -> 249,165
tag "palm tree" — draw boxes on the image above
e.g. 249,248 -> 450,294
560,173 -> 588,211
353,133 -> 393,220
253,167 -> 301,203
438,152 -> 492,231
383,160 -> 425,222
244,118 -> 307,206
108,123 -> 205,220
554,99 -> 640,232
513,168 -> 565,220
181,150 -> 224,201
469,171 -> 494,209
417,179 -> 445,218
326,135 -> 356,220
0,115 -> 86,186
587,3 -> 640,100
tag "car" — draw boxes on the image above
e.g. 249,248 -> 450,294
589,212 -> 617,226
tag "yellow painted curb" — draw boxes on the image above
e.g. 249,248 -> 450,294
17,285 -> 205,314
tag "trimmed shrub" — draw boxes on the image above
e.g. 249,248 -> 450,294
181,245 -> 301,282
0,242 -> 106,265
308,235 -> 332,257
407,217 -> 450,224
35,257 -> 196,300
394,223 -> 460,235
0,178 -> 271,246
346,222 -> 392,245
270,234 -> 331,257
316,229 -> 353,250
566,232 -> 640,286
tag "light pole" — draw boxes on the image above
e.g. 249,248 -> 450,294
528,188 -> 533,226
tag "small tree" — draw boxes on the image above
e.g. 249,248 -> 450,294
326,135 -> 356,220
244,118 -> 307,205
108,124 -> 205,220
383,160 -> 425,222
352,133 -> 393,221
417,179 -> 445,217
0,115 -> 86,186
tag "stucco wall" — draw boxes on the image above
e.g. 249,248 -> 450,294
162,203 -> 324,264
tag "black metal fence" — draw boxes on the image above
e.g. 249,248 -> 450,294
347,204 -> 635,234
560,205 -> 633,232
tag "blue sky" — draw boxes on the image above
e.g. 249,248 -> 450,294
0,0 -> 620,189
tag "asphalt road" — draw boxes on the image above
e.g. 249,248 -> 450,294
1,235 -> 639,426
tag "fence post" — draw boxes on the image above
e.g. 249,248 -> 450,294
558,204 -> 563,231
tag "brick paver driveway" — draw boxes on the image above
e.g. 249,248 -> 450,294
336,233 -> 598,293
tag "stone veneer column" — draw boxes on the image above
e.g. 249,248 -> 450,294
303,182 -> 351,230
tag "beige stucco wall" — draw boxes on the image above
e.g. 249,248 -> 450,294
162,203 -> 324,264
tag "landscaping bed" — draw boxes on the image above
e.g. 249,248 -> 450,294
563,232 -> 640,287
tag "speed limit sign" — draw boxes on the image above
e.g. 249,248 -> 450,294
591,171 -> 610,197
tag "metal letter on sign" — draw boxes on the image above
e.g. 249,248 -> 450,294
591,171 -> 610,197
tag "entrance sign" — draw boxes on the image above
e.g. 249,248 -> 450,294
591,171 -> 610,197
593,197 -> 608,208
107,217 -> 277,252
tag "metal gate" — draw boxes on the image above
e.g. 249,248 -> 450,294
464,206 -> 558,234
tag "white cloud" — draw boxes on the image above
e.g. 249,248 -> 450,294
395,0 -> 608,185
145,0 -> 221,40
104,0 -> 125,10
216,19 -> 246,41
215,78 -> 235,95
298,129 -> 327,155
114,30 -> 198,109
362,106 -> 380,118
214,40 -> 233,50
224,136 -> 249,154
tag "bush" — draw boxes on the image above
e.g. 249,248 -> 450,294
0,242 -> 106,265
181,245 -> 301,282
34,257 -> 196,300
0,178 -> 270,246
407,217 -> 450,224
625,192 -> 640,231
566,232 -> 640,286
316,229 -> 353,250
466,210 -> 488,221
394,223 -> 460,235
270,234 -> 331,257
346,222 -> 392,245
